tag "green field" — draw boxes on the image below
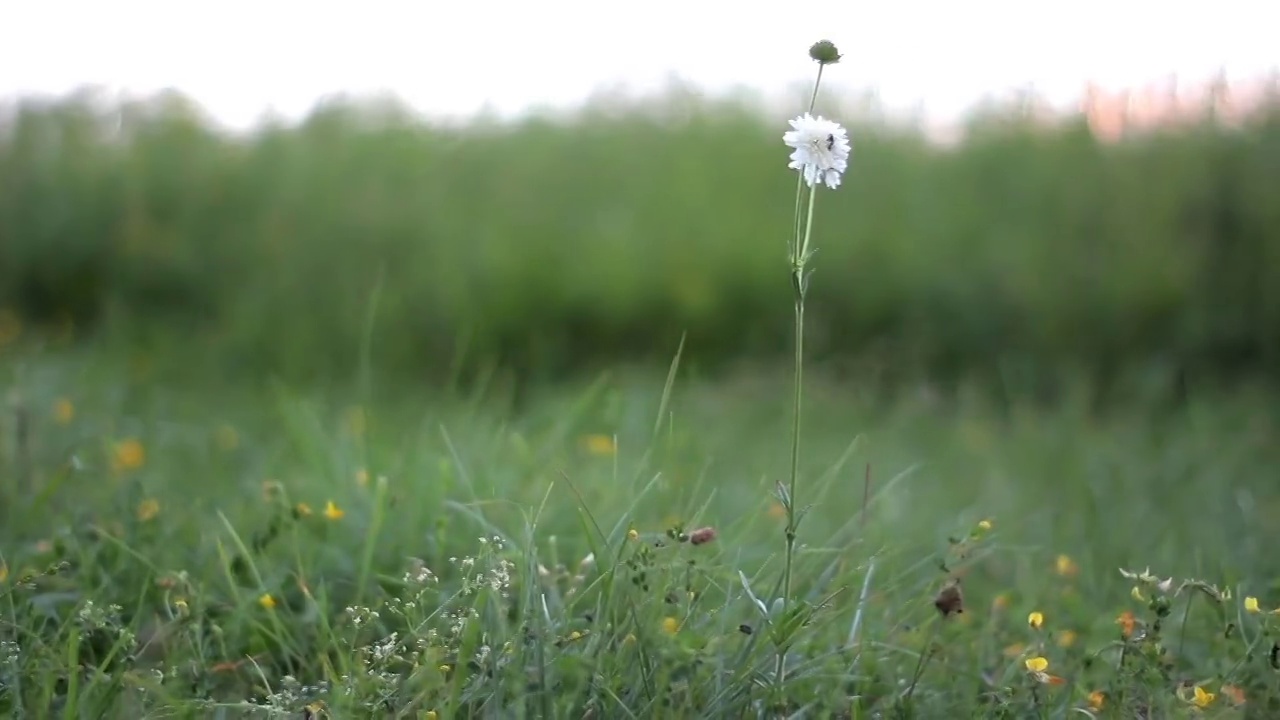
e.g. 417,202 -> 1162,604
2,344 -> 1279,717
4,52 -> 1280,717
2,85 -> 1279,387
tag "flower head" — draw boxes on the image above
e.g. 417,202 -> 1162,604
688,526 -> 717,546
1028,611 -> 1044,630
112,439 -> 146,473
1116,610 -> 1136,638
53,398 -> 75,425
1087,691 -> 1106,710
323,501 -> 344,521
783,113 -> 850,190
808,40 -> 842,64
583,434 -> 616,456
1191,685 -> 1215,708
136,498 -> 160,522
661,616 -> 680,634
258,593 -> 277,610
1220,684 -> 1246,706
1245,596 -> 1261,613
933,578 -> 964,617
1055,554 -> 1079,578
1024,656 -> 1065,685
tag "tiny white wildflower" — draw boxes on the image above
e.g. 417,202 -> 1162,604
783,113 -> 851,189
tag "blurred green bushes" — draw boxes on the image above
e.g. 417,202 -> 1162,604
2,88 -> 1279,386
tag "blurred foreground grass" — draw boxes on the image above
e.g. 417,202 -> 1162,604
2,346 -> 1279,716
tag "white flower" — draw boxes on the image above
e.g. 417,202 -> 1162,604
783,113 -> 851,189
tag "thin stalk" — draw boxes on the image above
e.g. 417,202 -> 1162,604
899,620 -> 942,717
1176,591 -> 1195,658
782,185 -> 819,603
808,65 -> 825,113
780,293 -> 805,600
773,54 -> 829,699
776,184 -> 819,694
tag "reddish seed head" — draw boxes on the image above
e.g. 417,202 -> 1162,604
689,527 -> 717,546
934,578 -> 964,617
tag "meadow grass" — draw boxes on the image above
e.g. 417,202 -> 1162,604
2,346 -> 1279,718
4,41 -> 1280,720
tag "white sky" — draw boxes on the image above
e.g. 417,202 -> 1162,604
1,0 -> 1277,130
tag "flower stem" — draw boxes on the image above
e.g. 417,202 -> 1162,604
808,65 -> 825,113
774,55 -> 829,699
900,620 -> 942,715
776,180 -> 818,695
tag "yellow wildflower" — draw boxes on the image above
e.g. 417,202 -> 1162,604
53,398 -> 75,425
323,501 -> 344,520
583,434 -> 616,456
1245,596 -> 1261,613
173,598 -> 189,614
661,616 -> 679,634
627,528 -> 639,541
258,593 -> 276,610
1055,554 -> 1079,578
977,518 -> 993,531
112,439 -> 146,473
136,498 -> 160,522
1056,630 -> 1078,648
567,631 -> 582,641
214,424 -> 239,451
1028,611 -> 1044,629
344,405 -> 367,437
438,664 -> 451,673
1024,658 -> 1066,686
0,308 -> 21,345
1191,686 -> 1214,708
1087,691 -> 1106,710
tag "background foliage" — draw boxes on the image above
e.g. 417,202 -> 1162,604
2,87 -> 1279,389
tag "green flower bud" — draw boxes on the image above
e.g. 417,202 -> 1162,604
809,40 -> 842,65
